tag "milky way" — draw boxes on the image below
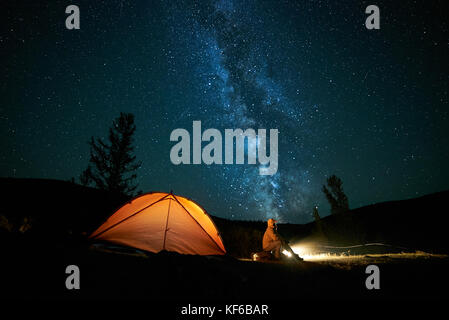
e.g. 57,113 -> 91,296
164,0 -> 321,221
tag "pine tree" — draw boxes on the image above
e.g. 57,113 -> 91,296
80,112 -> 141,197
313,206 -> 321,221
322,175 -> 349,215
312,206 -> 325,238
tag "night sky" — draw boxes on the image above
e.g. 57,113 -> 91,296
2,0 -> 448,223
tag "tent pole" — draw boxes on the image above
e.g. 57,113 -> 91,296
162,198 -> 172,250
172,194 -> 226,254
91,193 -> 171,239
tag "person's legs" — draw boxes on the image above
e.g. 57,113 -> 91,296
272,240 -> 281,259
264,240 -> 282,259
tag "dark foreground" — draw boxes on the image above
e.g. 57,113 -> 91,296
1,237 -> 448,302
1,178 -> 448,314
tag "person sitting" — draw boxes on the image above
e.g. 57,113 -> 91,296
262,218 -> 282,259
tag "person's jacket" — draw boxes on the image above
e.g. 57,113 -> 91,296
262,223 -> 281,249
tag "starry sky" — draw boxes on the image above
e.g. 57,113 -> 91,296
1,0 -> 448,223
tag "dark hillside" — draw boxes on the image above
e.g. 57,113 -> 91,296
290,191 -> 449,253
1,178 -> 447,256
0,178 -> 126,240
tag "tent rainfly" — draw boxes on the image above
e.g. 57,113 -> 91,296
89,192 -> 226,255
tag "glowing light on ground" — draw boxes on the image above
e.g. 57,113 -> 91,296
282,249 -> 292,257
290,244 -> 320,260
290,244 -> 448,262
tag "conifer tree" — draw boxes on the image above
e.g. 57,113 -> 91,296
322,175 -> 349,215
80,113 -> 141,197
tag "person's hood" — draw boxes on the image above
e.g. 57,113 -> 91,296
267,218 -> 277,228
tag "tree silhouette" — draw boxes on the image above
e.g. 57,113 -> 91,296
80,112 -> 141,197
322,175 -> 349,215
312,206 -> 326,239
312,206 -> 321,221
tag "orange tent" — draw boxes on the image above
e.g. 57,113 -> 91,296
89,192 -> 226,255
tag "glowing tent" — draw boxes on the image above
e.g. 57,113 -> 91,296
89,192 -> 226,255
